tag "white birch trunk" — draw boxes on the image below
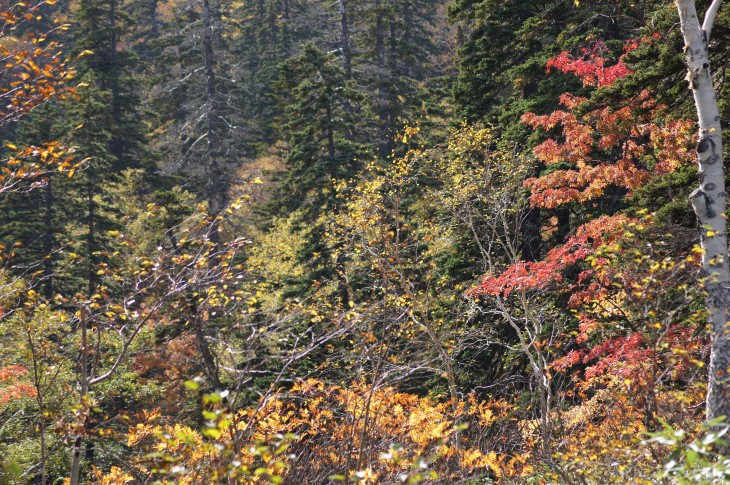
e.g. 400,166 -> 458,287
676,0 -> 730,421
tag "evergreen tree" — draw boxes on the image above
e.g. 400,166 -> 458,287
353,0 -> 443,158
229,0 -> 322,147
448,0 -> 653,135
72,0 -> 150,171
274,43 -> 365,218
150,0 -> 253,247
125,0 -> 166,64
0,105 -> 76,298
56,0 -> 152,297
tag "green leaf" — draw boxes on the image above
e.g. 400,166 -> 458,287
2,461 -> 22,477
176,429 -> 196,447
685,449 -> 698,468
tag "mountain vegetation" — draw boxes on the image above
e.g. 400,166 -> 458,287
1,0 -> 730,483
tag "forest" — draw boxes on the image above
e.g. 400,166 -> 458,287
2,0 -> 730,483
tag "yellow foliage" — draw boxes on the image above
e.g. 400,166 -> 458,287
103,379 -> 517,483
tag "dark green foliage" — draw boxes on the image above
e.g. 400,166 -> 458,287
273,43 -> 366,217
354,0 -> 444,157
230,0 -> 321,147
630,164 -> 698,226
72,0 -> 151,171
448,0 -> 657,139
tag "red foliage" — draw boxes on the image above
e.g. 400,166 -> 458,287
546,36 -> 661,88
521,40 -> 695,209
468,215 -> 630,297
582,333 -> 649,379
551,349 -> 587,372
576,325 -> 702,382
469,36 -> 701,394
0,365 -> 36,405
546,40 -> 633,88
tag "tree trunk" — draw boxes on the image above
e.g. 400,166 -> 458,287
109,0 -> 123,167
202,0 -> 225,251
338,0 -> 355,142
338,0 -> 352,81
676,0 -> 730,422
87,166 -> 97,297
151,0 -> 159,37
374,0 -> 390,159
28,329 -> 48,485
521,206 -> 541,262
43,176 -> 53,298
70,308 -> 90,485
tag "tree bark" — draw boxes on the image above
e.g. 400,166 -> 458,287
109,0 -> 123,167
374,0 -> 391,159
338,0 -> 352,81
86,166 -> 97,297
338,0 -> 355,141
521,206 -> 541,262
28,329 -> 47,485
151,0 -> 159,37
676,0 -> 730,422
202,0 -> 225,252
43,176 -> 53,298
69,308 -> 90,485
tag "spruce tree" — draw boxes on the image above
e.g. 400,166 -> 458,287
72,0 -> 149,171
353,0 -> 442,158
0,105 -> 74,298
274,43 -> 364,218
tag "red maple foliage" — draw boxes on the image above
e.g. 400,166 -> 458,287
468,215 -> 630,297
546,40 -> 633,88
0,364 -> 37,406
521,40 -> 694,209
469,38 -> 700,389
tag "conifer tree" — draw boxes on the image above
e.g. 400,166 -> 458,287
0,105 -> 74,298
152,0 -> 249,247
354,0 -> 441,158
230,0 -> 322,146
57,0 -> 150,297
72,0 -> 149,171
274,43 -> 364,218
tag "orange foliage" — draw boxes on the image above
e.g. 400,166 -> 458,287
0,0 -> 75,125
0,1 -> 78,191
107,380 -> 534,483
0,364 -> 37,405
522,41 -> 695,209
132,334 -> 198,415
542,376 -> 704,482
245,379 -> 506,482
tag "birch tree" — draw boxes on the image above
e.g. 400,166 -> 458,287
676,0 -> 730,422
